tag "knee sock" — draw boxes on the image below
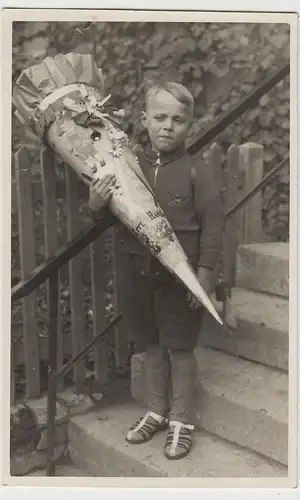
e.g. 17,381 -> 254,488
146,344 -> 171,417
168,348 -> 197,424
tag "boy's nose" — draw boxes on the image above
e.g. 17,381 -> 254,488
163,119 -> 173,131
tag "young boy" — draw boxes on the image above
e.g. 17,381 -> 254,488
89,82 -> 225,460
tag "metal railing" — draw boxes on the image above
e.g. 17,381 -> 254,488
11,60 -> 289,476
188,62 -> 289,156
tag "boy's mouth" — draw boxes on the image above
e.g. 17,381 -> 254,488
158,135 -> 173,141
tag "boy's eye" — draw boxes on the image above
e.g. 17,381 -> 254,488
174,117 -> 185,123
153,115 -> 187,124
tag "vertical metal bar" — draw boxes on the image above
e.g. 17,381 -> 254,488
47,271 -> 59,477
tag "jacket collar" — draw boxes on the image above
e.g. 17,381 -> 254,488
144,143 -> 187,166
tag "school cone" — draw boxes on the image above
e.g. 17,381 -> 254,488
12,52 -> 223,325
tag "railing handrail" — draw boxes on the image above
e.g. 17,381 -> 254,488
11,61 -> 290,303
11,214 -> 116,301
11,155 -> 288,303
226,155 -> 288,219
187,62 -> 289,156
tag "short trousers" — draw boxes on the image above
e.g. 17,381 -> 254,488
120,253 -> 204,351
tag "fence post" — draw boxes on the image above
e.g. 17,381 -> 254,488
65,166 -> 86,390
208,142 -> 226,191
112,226 -> 130,370
46,271 -> 59,477
40,148 -> 64,390
207,143 -> 224,284
90,233 -> 109,384
237,143 -> 264,244
15,148 -> 40,398
224,145 -> 240,289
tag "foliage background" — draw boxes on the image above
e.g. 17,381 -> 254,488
11,22 -> 290,393
12,21 -> 290,241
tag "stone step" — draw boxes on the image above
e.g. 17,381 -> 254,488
68,403 -> 287,478
131,347 -> 288,465
200,288 -> 288,372
10,396 -> 69,476
27,461 -> 90,477
236,242 -> 289,298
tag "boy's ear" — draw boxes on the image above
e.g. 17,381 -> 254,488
141,111 -> 147,128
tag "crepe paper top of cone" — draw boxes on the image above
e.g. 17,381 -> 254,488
13,52 -> 105,138
12,52 -> 223,326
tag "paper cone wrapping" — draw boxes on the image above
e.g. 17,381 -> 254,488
13,53 -> 104,137
13,53 -> 222,325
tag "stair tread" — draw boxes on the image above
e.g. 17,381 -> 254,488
230,288 -> 288,333
204,288 -> 288,372
28,462 -> 90,477
239,242 -> 289,261
194,347 -> 288,424
69,403 -> 287,478
236,243 -> 289,298
131,349 -> 288,464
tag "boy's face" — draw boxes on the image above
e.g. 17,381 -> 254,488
142,90 -> 192,153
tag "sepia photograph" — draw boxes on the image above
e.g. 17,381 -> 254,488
2,8 -> 298,488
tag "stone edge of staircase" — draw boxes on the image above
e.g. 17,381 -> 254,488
130,349 -> 288,466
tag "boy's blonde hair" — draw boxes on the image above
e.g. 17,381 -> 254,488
146,82 -> 194,117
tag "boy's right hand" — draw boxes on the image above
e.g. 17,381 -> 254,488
89,173 -> 117,211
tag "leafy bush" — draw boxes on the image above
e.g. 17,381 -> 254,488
12,21 -> 290,241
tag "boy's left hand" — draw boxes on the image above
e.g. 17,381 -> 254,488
187,267 -> 213,310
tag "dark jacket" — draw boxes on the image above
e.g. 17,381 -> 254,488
115,144 -> 225,272
91,143 -> 225,273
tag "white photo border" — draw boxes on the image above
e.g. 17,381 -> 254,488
1,3 -> 299,499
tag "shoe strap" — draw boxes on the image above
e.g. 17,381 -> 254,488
168,421 -> 194,456
148,411 -> 166,423
169,420 -> 194,431
133,411 -> 165,433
